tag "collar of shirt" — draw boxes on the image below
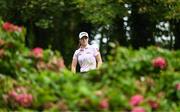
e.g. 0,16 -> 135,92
80,44 -> 90,51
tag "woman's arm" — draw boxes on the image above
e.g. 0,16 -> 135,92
71,58 -> 77,73
96,53 -> 102,69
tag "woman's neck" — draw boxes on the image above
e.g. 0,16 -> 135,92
81,44 -> 88,48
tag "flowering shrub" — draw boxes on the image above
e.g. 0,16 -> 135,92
2,22 -> 22,32
152,57 -> 167,69
31,47 -> 43,59
131,107 -> 145,112
0,18 -> 180,111
3,86 -> 33,108
99,98 -> 109,110
175,83 -> 180,91
147,100 -> 159,110
129,94 -> 144,106
0,19 -> 65,77
0,46 -> 179,111
33,50 -> 65,71
0,21 -> 25,44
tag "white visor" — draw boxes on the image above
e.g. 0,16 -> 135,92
79,32 -> 89,39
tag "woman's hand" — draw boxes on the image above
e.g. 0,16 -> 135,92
96,53 -> 102,69
71,58 -> 77,73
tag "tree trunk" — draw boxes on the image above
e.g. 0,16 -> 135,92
130,3 -> 155,49
173,21 -> 180,49
112,18 -> 127,46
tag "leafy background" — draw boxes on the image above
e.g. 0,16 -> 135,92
0,19 -> 179,111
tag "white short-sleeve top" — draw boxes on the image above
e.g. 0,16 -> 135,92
73,44 -> 99,72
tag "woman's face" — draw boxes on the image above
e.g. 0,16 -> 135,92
80,36 -> 88,46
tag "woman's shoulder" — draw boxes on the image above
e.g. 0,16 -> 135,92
89,44 -> 99,51
74,48 -> 81,54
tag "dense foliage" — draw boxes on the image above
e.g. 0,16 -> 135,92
0,19 -> 65,77
0,0 -> 179,65
0,19 -> 180,111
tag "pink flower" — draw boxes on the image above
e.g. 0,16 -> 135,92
36,60 -> 47,70
129,94 -> 144,106
2,22 -> 22,32
6,87 -> 33,108
132,107 -> 145,112
57,58 -> 65,69
13,25 -> 22,32
152,57 -> 166,69
99,99 -> 109,109
15,94 -> 33,107
8,90 -> 18,98
148,100 -> 159,110
2,22 -> 12,31
175,83 -> 180,91
32,47 -> 43,59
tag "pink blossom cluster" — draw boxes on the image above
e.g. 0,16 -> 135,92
32,47 -> 65,71
56,58 -> 65,69
129,94 -> 159,112
47,57 -> 65,71
99,98 -> 109,109
36,57 -> 65,71
129,94 -> 145,112
129,94 -> 144,106
152,57 -> 167,69
131,107 -> 145,112
32,47 -> 43,59
6,86 -> 33,108
147,100 -> 159,110
2,22 -> 22,32
176,83 -> 180,91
